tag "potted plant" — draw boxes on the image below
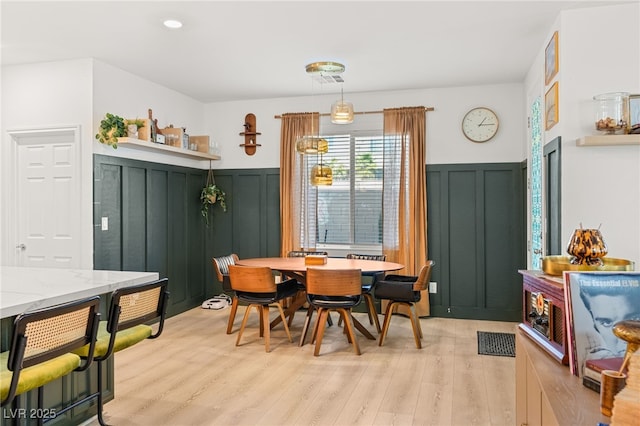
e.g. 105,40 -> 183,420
125,118 -> 146,139
201,183 -> 227,226
95,113 -> 126,148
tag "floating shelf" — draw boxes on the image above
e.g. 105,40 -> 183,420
576,134 -> 640,146
117,138 -> 221,160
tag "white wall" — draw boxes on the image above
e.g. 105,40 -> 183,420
1,59 -> 94,267
92,60 -> 208,169
203,83 -> 526,170
525,2 -> 640,265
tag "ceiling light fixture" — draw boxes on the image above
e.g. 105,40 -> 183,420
331,85 -> 354,124
163,19 -> 183,29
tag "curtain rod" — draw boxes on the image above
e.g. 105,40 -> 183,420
274,106 -> 434,119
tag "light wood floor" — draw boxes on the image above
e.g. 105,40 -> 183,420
87,307 -> 517,426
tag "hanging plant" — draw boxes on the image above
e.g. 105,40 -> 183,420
201,167 -> 227,226
95,113 -> 126,148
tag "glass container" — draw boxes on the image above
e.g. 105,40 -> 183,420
593,92 -> 629,135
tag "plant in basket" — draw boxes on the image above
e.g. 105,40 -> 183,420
95,113 -> 126,148
201,168 -> 227,226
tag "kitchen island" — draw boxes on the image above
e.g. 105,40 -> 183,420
0,266 -> 159,426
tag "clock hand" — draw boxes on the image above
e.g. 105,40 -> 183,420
479,123 -> 496,126
478,117 -> 486,127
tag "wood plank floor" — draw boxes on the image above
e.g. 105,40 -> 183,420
86,307 -> 517,426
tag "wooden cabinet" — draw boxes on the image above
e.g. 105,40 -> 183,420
515,329 -> 608,426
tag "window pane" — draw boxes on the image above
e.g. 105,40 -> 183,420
311,134 -> 383,246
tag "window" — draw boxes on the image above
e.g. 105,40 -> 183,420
303,133 -> 383,249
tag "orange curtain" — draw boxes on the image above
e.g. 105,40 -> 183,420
279,113 -> 318,256
382,107 -> 428,277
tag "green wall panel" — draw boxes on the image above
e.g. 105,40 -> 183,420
427,163 -> 525,321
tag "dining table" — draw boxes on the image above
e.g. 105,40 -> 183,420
236,257 -> 404,341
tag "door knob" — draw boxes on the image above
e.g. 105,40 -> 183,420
16,244 -> 26,250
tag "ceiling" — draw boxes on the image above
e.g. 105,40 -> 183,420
1,1 -> 629,103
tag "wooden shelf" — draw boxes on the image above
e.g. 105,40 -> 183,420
117,138 -> 221,160
576,134 -> 640,146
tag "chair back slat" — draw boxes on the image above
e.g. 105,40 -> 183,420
306,268 -> 362,296
8,296 -> 100,370
228,265 -> 276,293
110,279 -> 169,333
413,261 -> 435,292
288,250 -> 328,258
212,253 -> 239,282
346,253 -> 386,261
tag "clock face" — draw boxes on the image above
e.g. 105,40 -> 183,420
462,107 -> 499,142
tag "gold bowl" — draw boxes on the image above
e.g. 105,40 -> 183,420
542,255 -> 635,276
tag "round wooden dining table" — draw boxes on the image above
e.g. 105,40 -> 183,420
236,257 -> 404,342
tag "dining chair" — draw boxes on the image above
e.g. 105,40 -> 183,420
304,268 -> 363,356
1,296 -> 101,425
375,261 -> 434,349
71,279 -> 169,425
345,253 -> 386,333
212,253 -> 240,334
228,265 -> 299,352
285,250 -> 329,327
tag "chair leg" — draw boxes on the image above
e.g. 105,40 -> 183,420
226,296 -> 239,334
364,293 -> 381,333
299,305 -> 315,346
414,304 -> 424,339
378,300 -> 396,346
314,309 -> 329,356
236,304 -> 256,346
339,309 -> 361,355
275,302 -> 293,343
407,304 -> 422,349
261,305 -> 271,352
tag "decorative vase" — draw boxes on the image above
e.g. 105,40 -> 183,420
567,227 -> 607,265
127,124 -> 138,139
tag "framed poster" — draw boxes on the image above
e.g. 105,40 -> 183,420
564,271 -> 640,377
545,82 -> 559,130
545,31 -> 559,85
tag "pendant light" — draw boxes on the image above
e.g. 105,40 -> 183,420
310,152 -> 333,186
331,85 -> 354,124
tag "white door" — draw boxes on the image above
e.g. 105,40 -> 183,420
12,127 -> 81,268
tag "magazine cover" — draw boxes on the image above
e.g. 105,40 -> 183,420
564,271 -> 640,378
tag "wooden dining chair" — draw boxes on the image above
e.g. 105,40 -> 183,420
1,296 -> 101,425
228,265 -> 299,352
375,261 -> 434,349
212,253 -> 240,334
71,279 -> 169,425
304,268 -> 363,356
345,253 -> 386,333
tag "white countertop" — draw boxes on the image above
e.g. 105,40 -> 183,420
0,266 -> 159,318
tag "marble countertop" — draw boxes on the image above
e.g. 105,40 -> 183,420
0,266 -> 159,318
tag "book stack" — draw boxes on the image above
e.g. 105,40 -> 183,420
582,357 -> 624,393
611,350 -> 640,425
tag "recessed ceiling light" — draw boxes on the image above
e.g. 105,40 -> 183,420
163,19 -> 183,29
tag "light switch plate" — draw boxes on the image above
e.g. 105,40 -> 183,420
429,281 -> 437,293
101,217 -> 108,231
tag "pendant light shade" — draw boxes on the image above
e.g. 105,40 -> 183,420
331,85 -> 354,124
296,135 -> 329,154
311,162 -> 333,186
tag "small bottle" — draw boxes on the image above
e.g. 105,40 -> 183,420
148,109 -> 157,142
182,128 -> 189,149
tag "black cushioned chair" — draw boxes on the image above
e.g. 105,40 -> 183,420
212,253 -> 240,334
228,265 -> 299,352
72,279 -> 169,425
375,261 -> 434,349
346,253 -> 386,333
1,296 -> 101,426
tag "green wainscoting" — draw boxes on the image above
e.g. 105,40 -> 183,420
93,155 -> 280,309
426,163 -> 525,322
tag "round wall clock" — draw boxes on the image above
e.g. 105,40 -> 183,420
461,107 -> 499,143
